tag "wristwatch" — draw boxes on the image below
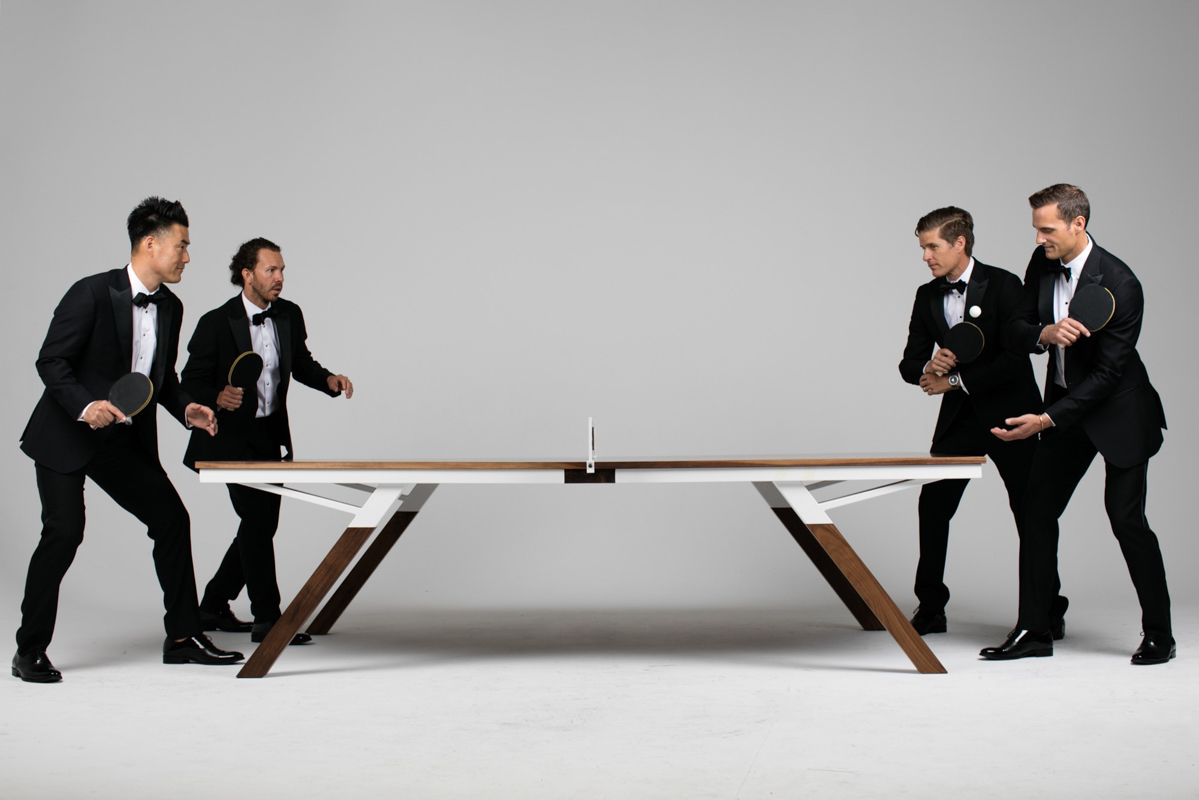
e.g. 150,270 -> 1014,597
947,373 -> 960,389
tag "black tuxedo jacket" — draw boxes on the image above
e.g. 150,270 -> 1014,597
1009,240 -> 1166,468
20,267 -> 192,474
899,260 -> 1043,445
181,295 -> 336,469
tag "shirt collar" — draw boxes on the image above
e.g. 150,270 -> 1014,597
1061,235 -> 1093,277
241,292 -> 272,320
957,258 -> 975,286
126,264 -> 155,299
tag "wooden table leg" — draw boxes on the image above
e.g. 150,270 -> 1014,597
800,521 -> 946,674
237,526 -> 374,678
758,481 -> 945,674
769,506 -> 885,631
307,510 -> 419,635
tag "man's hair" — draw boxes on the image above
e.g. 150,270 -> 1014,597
228,237 -> 282,287
1029,183 -> 1090,227
915,206 -> 974,257
127,197 -> 189,249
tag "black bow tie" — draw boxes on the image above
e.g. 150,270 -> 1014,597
1045,263 -> 1072,279
133,291 -> 164,308
939,280 -> 967,294
251,307 -> 277,326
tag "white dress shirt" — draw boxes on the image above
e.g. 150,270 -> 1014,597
928,259 -> 974,394
79,265 -> 159,423
942,258 -> 974,329
242,294 -> 282,418
128,264 -> 159,377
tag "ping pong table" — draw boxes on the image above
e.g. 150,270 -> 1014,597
197,454 -> 984,677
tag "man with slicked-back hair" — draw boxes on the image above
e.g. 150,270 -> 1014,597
984,184 -> 1173,664
899,206 -> 1054,636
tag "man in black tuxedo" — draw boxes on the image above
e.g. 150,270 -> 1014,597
899,207 -> 1058,635
12,197 -> 244,683
182,237 -> 353,645
983,184 -> 1173,664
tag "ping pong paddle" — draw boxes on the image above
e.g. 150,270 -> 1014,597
1069,284 -> 1116,332
228,350 -> 264,388
943,321 -> 985,364
108,372 -> 153,425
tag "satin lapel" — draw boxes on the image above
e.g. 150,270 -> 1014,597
928,286 -> 950,340
109,280 -> 134,372
276,307 -> 292,382
228,299 -> 253,356
150,287 -> 173,393
965,270 -> 988,318
1076,241 -> 1104,290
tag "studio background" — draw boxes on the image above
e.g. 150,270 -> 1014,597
2,0 -> 1196,635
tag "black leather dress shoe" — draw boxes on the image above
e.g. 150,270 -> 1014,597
1131,632 -> 1176,665
200,606 -> 253,633
251,621 -> 313,646
909,607 -> 947,636
980,629 -> 1053,660
163,634 -> 244,665
12,650 -> 62,683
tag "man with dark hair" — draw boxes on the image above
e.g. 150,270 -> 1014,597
182,238 -> 353,645
983,184 -> 1173,664
899,206 -> 1056,635
12,197 -> 243,683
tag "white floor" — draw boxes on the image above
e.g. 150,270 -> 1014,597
4,602 -> 1196,799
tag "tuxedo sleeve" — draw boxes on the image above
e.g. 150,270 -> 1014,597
289,306 -> 338,396
1044,270 -> 1146,431
156,298 -> 192,425
1008,259 -> 1048,353
180,312 -> 223,410
35,278 -> 102,419
956,274 -> 1032,394
898,290 -> 935,385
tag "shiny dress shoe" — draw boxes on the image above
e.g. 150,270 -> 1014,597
163,634 -> 244,665
251,621 -> 313,646
979,629 -> 1053,660
200,606 -> 253,633
1131,632 -> 1176,665
12,650 -> 62,683
909,607 -> 947,636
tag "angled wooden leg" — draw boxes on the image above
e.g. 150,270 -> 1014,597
767,505 -> 885,631
308,512 -> 415,634
307,484 -> 436,635
757,482 -> 946,674
237,525 -> 374,678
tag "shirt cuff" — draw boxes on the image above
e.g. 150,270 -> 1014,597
78,401 -> 98,423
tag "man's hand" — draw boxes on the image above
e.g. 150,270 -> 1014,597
919,373 -> 955,396
991,413 -> 1047,442
186,403 -> 218,437
1039,319 -> 1090,347
328,374 -> 354,399
83,400 -> 125,430
217,385 -> 244,410
925,348 -> 957,375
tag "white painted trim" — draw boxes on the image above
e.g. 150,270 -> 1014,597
200,468 -> 567,485
613,465 -> 979,484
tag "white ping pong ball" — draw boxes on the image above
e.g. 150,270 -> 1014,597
969,305 -> 981,318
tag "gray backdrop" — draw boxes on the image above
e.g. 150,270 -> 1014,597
2,1 -> 1196,633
